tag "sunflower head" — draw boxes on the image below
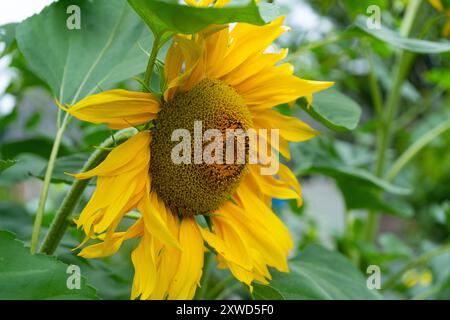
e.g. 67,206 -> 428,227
151,78 -> 252,216
61,6 -> 334,300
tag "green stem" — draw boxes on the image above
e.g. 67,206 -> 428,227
344,209 -> 360,265
383,242 -> 450,291
386,118 -> 450,181
205,275 -> 234,300
143,34 -> 161,91
400,0 -> 423,37
31,114 -> 71,254
39,128 -> 137,255
365,0 -> 423,242
363,42 -> 383,116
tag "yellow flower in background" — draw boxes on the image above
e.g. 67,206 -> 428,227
403,269 -> 433,288
429,0 -> 450,37
185,0 -> 231,7
58,4 -> 333,299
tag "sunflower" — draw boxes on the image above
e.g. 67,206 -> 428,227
429,0 -> 450,37
59,3 -> 333,299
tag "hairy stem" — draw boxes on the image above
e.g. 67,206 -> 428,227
39,128 -> 137,255
143,34 -> 161,91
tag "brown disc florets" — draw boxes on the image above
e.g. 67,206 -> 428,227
150,78 -> 252,216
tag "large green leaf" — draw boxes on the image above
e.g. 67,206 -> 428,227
252,245 -> 382,300
355,15 -> 450,54
294,137 -> 410,196
128,0 -> 272,37
303,165 -> 409,195
299,88 -> 362,131
16,0 -> 150,104
0,231 -> 98,299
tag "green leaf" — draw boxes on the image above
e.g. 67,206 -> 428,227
16,0 -> 149,104
252,283 -> 284,300
33,153 -> 91,185
0,159 -> 16,174
0,154 -> 46,184
0,136 -> 71,159
355,15 -> 450,54
336,179 -> 413,218
128,0 -> 270,37
304,165 -> 410,195
0,231 -> 98,299
299,88 -> 362,131
293,137 -> 410,197
252,245 -> 382,300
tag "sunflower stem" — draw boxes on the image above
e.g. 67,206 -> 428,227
31,113 -> 71,254
205,275 -> 234,300
365,0 -> 422,242
143,34 -> 161,92
39,128 -> 137,255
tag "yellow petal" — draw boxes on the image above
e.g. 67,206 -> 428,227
131,231 -> 157,299
163,36 -> 205,101
207,199 -> 292,286
200,217 -> 252,270
137,188 -> 181,250
236,180 -> 293,263
221,49 -> 288,87
74,132 -> 150,235
57,90 -> 161,129
72,131 -> 150,179
248,164 -> 299,200
212,17 -> 287,78
79,218 -> 144,258
278,163 -> 303,206
237,63 -> 334,110
168,217 -> 204,299
253,109 -> 319,142
149,213 -> 182,299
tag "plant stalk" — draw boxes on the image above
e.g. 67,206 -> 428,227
143,34 -> 161,91
365,0 -> 423,242
30,113 -> 71,254
386,118 -> 450,181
